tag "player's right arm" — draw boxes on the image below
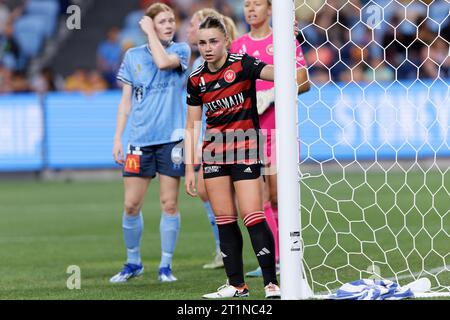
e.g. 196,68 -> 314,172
113,84 -> 132,165
185,75 -> 203,197
185,105 -> 202,197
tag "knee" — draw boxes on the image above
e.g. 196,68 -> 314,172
213,208 -> 235,217
124,200 -> 141,216
160,198 -> 178,215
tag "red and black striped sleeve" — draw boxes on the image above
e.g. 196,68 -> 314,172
241,53 -> 267,81
187,76 -> 202,107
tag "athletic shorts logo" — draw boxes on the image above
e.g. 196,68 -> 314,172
244,167 -> 253,173
224,70 -> 236,83
124,154 -> 140,174
266,44 -> 274,56
257,247 -> 271,257
204,166 -> 220,174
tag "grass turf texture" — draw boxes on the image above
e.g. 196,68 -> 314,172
0,171 -> 448,299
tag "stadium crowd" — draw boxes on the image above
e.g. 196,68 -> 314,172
0,0 -> 448,94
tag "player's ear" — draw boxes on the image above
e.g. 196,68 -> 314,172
267,1 -> 272,17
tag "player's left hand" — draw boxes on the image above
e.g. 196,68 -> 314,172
139,16 -> 155,35
185,170 -> 197,197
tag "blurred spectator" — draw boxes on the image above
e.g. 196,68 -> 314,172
0,21 -> 20,71
31,66 -> 62,94
364,57 -> 395,83
0,0 -> 10,34
64,68 -> 108,93
420,37 -> 450,79
87,70 -> 108,92
97,27 -> 122,88
5,1 -> 25,21
10,70 -> 30,92
0,62 -> 13,93
64,68 -> 89,91
5,0 -> 26,9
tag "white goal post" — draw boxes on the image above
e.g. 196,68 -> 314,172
273,0 -> 312,299
273,0 -> 450,299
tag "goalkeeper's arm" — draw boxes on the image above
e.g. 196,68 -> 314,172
257,65 -> 310,115
256,87 -> 275,115
257,65 -> 275,115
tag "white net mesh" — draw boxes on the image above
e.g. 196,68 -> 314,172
295,0 -> 449,295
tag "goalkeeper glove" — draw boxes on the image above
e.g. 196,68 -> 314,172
256,87 -> 275,115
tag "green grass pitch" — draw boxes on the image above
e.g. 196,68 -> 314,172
0,170 -> 448,300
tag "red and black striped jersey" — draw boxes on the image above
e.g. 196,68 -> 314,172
187,53 -> 267,165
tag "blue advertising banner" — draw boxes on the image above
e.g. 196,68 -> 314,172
45,91 -> 128,169
1,79 -> 448,172
0,94 -> 43,171
298,79 -> 450,161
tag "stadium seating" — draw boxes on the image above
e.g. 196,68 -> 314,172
24,0 -> 60,38
125,10 -> 144,30
13,15 -> 47,58
9,0 -> 60,69
119,28 -> 146,48
119,10 -> 147,47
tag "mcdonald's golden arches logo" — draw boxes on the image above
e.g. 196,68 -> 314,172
125,154 -> 140,174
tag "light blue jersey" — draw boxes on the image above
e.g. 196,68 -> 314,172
117,42 -> 191,147
192,55 -> 204,71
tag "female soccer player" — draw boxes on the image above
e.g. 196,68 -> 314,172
110,2 -> 191,283
185,16 -> 280,299
231,0 -> 310,277
186,8 -> 237,270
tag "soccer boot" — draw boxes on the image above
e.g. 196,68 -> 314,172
110,263 -> 144,283
158,266 -> 178,282
203,282 -> 249,299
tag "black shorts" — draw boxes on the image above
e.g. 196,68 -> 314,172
202,163 -> 262,182
123,141 -> 185,178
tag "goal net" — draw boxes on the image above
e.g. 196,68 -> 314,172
293,0 -> 450,297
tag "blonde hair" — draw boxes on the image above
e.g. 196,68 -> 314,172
145,2 -> 173,19
195,8 -> 237,49
195,8 -> 221,22
223,16 -> 237,49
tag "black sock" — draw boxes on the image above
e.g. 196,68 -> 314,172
247,221 -> 278,286
218,222 -> 244,287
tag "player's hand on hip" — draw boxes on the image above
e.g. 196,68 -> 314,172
185,170 -> 197,197
139,16 -> 155,36
113,140 -> 124,165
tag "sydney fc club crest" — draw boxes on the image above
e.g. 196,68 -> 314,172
224,70 -> 236,83
135,86 -> 144,103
